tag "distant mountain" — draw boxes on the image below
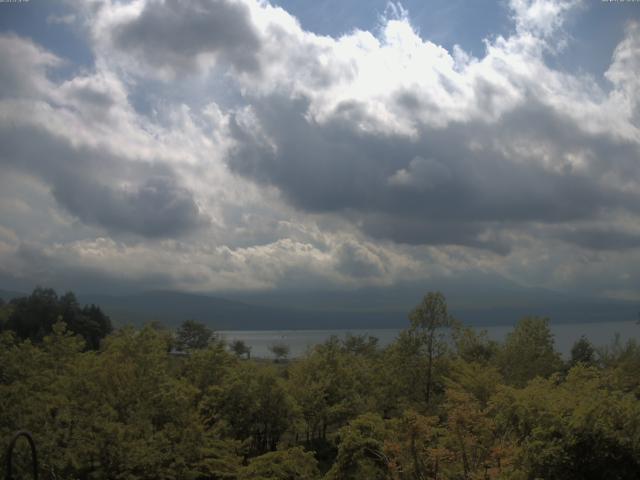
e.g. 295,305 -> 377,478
224,275 -> 640,327
78,290 -> 407,330
79,285 -> 639,331
0,289 -> 25,302
3,280 -> 637,331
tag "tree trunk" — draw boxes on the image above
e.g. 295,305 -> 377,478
425,331 -> 434,405
410,430 -> 425,480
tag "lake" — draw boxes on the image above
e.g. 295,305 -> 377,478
219,320 -> 640,359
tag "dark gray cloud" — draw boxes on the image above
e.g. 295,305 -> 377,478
335,242 -> 386,278
227,93 -> 640,252
359,216 -> 511,254
52,176 -> 203,238
0,124 -> 205,238
111,0 -> 262,75
556,227 -> 640,251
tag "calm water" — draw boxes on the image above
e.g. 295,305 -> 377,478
219,320 -> 640,359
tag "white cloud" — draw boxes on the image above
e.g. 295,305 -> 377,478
1,0 -> 639,300
509,0 -> 581,39
0,33 -> 62,99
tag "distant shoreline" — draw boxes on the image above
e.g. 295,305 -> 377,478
218,320 -> 640,359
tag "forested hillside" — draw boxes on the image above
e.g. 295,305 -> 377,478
1,291 -> 640,479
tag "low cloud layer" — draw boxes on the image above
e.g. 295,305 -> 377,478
0,0 -> 639,302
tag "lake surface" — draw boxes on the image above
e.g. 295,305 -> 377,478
219,320 -> 640,359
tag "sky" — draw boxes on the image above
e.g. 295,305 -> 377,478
0,0 -> 639,307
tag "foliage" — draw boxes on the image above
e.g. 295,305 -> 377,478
325,413 -> 390,480
201,362 -> 295,457
378,293 -> 455,414
287,335 -> 374,450
175,319 -> 214,351
407,291 -> 454,406
452,323 -> 499,365
384,410 -> 445,479
341,333 -> 379,357
597,336 -> 640,396
1,288 -> 639,479
497,316 -> 563,387
181,341 -> 236,394
269,342 -> 291,362
2,287 -> 112,349
492,365 -> 640,478
0,297 -> 10,328
0,323 -> 241,479
237,447 -> 320,480
230,339 -> 252,359
570,335 -> 596,367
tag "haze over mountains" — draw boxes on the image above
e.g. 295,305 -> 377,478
2,279 -> 637,330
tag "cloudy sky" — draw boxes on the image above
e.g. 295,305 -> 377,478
0,0 -> 639,305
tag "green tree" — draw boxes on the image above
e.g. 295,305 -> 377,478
0,298 -> 11,331
202,363 -> 295,456
6,287 -> 60,342
379,331 -> 426,412
79,326 -> 234,478
325,414 -> 391,480
175,319 -> 214,351
407,291 -> 453,406
341,333 -> 379,357
237,447 -> 320,480
385,410 -> 446,480
5,288 -> 111,349
493,365 -> 640,479
441,387 -> 508,479
1,323 -> 242,478
181,341 -> 236,397
287,337 -> 371,447
269,342 -> 290,362
446,358 -> 502,408
452,323 -> 498,364
570,335 -> 596,367
230,339 -> 252,359
498,316 -> 562,387
78,303 -> 112,349
598,337 -> 640,395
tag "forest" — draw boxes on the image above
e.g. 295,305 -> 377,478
1,288 -> 640,479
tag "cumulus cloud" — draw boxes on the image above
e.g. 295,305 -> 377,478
605,21 -> 640,126
510,0 -> 581,39
1,0 -> 640,300
0,34 -> 61,99
0,116 -> 207,238
213,0 -> 640,255
0,35 -> 207,238
106,0 -> 262,77
227,94 -> 640,250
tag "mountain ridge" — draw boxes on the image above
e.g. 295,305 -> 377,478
2,287 -> 638,330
